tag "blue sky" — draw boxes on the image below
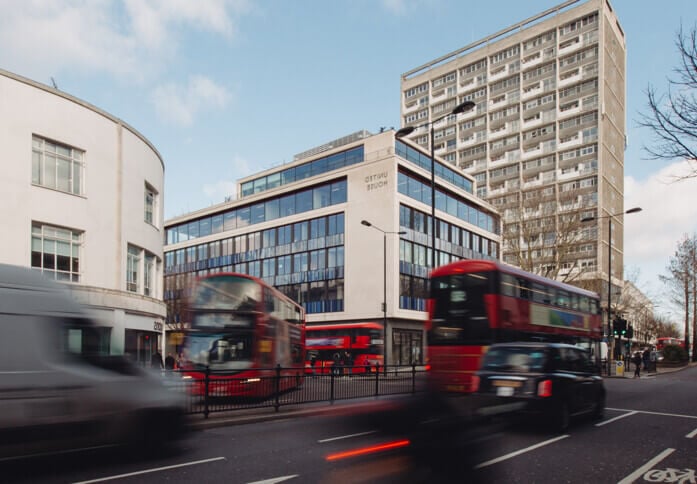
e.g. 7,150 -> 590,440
2,0 -> 696,319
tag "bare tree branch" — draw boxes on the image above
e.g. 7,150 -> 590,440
638,23 -> 697,177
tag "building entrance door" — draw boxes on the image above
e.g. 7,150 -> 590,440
393,329 -> 422,365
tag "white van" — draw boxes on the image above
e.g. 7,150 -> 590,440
0,264 -> 187,460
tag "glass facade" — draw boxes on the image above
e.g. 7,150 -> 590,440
397,170 -> 498,234
398,204 -> 499,311
240,146 -> 364,197
167,179 -> 347,245
395,140 -> 473,194
165,213 -> 345,315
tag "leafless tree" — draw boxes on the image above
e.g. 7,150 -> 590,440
164,272 -> 195,352
650,314 -> 682,339
660,234 -> 697,356
638,24 -> 697,177
503,185 -> 593,283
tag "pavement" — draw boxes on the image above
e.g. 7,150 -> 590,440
606,360 -> 697,378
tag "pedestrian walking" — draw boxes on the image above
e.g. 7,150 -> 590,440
151,350 -> 163,370
332,352 -> 340,376
632,351 -> 642,378
650,349 -> 657,373
642,348 -> 650,372
165,353 -> 176,371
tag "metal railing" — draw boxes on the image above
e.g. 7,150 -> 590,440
162,364 -> 428,418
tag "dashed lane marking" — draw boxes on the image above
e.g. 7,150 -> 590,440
72,457 -> 227,484
473,434 -> 569,470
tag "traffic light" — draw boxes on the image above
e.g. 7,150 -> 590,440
613,317 -> 626,336
626,324 -> 634,339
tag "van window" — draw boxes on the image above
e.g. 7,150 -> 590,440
59,319 -> 111,359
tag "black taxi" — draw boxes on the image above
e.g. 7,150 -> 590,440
472,342 -> 605,432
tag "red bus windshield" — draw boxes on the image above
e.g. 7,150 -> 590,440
430,271 -> 495,346
183,274 -> 304,372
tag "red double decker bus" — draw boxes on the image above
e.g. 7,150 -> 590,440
181,273 -> 305,397
305,322 -> 384,374
428,259 -> 602,394
656,337 -> 684,350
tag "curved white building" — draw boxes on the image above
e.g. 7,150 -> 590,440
0,69 -> 166,365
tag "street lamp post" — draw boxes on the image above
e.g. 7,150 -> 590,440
581,206 -> 642,372
361,220 -> 406,370
395,100 -> 475,269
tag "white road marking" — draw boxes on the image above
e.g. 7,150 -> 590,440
473,434 -> 569,469
607,408 -> 697,420
595,410 -> 638,427
686,427 -> 697,439
247,475 -> 299,484
617,448 -> 675,484
318,430 -> 377,443
419,418 -> 440,424
72,457 -> 226,484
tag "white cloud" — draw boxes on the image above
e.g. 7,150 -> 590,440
624,160 -> 697,311
381,0 -> 409,15
0,0 -> 253,81
380,0 -> 436,16
151,75 -> 231,125
203,180 -> 238,203
202,155 -> 254,203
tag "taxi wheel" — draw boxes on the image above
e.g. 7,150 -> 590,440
553,401 -> 570,433
592,394 -> 605,420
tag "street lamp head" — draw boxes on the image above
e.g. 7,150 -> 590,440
395,126 -> 416,139
625,207 -> 642,214
451,100 -> 475,115
580,216 -> 595,223
361,220 -> 372,227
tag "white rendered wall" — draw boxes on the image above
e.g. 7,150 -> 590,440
0,70 -> 166,353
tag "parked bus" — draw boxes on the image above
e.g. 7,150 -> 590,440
656,337 -> 684,350
181,273 -> 305,398
428,259 -> 602,394
305,322 -> 384,374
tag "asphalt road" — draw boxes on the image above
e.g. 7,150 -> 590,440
3,366 -> 696,484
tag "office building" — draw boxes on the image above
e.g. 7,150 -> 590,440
164,130 -> 500,364
0,69 -> 167,365
400,0 -> 626,310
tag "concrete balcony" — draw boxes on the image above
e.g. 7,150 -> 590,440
558,102 -> 581,118
559,70 -> 582,88
558,37 -> 582,56
521,143 -> 542,160
558,132 -> 582,149
488,185 -> 506,196
489,65 -> 509,82
521,52 -> 543,69
522,83 -> 542,100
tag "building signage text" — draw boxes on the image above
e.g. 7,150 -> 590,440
365,172 -> 388,192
